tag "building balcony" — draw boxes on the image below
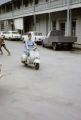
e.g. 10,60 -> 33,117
0,0 -> 81,20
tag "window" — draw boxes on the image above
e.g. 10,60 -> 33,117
60,22 -> 65,31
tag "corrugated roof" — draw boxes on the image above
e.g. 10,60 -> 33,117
0,0 -> 11,5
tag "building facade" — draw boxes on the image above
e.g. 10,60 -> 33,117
0,0 -> 81,47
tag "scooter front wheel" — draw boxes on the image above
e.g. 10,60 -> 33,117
35,63 -> 40,70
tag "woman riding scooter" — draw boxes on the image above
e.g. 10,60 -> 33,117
22,32 -> 37,63
24,32 -> 37,56
21,32 -> 40,70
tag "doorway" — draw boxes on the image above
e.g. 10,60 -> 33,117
60,22 -> 65,33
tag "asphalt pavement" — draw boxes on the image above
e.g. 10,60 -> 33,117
0,41 -> 81,120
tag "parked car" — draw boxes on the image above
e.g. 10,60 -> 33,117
22,31 -> 46,44
3,31 -> 21,40
0,31 -> 6,39
42,30 -> 77,50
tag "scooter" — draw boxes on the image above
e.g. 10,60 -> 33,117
21,47 -> 40,70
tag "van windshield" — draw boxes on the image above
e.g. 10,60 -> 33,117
12,32 -> 19,34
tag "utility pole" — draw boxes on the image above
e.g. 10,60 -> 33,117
67,0 -> 71,36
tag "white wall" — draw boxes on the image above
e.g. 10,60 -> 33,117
35,15 -> 47,35
14,18 -> 23,30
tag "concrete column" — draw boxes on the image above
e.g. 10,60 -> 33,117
66,0 -> 71,36
76,18 -> 81,44
49,0 -> 51,31
22,0 -> 23,6
56,20 -> 60,30
34,15 -> 36,31
46,14 -> 48,35
49,13 -> 51,31
33,0 -> 36,31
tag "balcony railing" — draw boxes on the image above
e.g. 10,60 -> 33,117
0,0 -> 81,20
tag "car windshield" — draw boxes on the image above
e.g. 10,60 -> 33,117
34,32 -> 42,36
3,32 -> 10,34
12,32 -> 19,34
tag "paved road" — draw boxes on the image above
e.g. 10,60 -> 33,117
0,41 -> 81,120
